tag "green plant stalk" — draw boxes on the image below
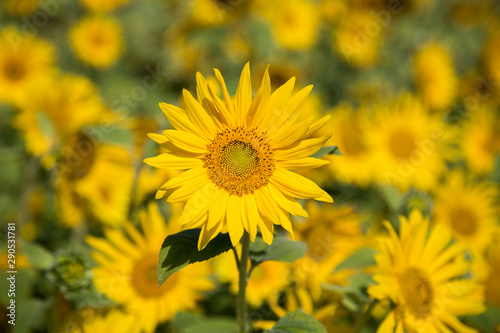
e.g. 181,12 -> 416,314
237,232 -> 250,333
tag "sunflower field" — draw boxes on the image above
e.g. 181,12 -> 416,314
1,0 -> 500,332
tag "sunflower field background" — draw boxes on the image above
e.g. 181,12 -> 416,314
1,0 -> 500,332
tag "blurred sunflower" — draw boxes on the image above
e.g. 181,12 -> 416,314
459,108 -> 500,175
482,236 -> 500,307
69,16 -> 124,69
293,203 -> 365,300
433,171 -> 498,254
366,94 -> 451,191
80,0 -> 129,12
60,309 -> 140,333
483,25 -> 500,85
213,249 -> 291,308
87,203 -> 213,333
259,0 -> 320,50
334,10 -> 382,67
144,63 -> 333,249
0,27 -> 55,108
14,74 -> 109,166
324,103 -> 374,186
414,43 -> 457,111
3,0 -> 38,16
368,210 -> 484,332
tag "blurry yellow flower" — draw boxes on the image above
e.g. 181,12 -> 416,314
261,0 -> 320,50
483,236 -> 500,307
324,103 -> 374,186
14,74 -> 109,165
414,43 -> 457,111
334,11 -> 382,67
214,250 -> 291,308
366,94 -> 451,191
56,135 -> 133,227
144,63 -> 333,250
294,203 -> 365,300
69,16 -> 123,68
87,203 -> 213,333
484,26 -> 500,85
0,27 -> 55,107
320,0 -> 348,22
433,171 -> 499,254
190,0 -> 227,26
80,0 -> 129,12
3,0 -> 38,16
460,108 -> 500,175
368,210 -> 484,332
76,309 -> 140,333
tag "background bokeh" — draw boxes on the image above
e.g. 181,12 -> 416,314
1,0 -> 500,332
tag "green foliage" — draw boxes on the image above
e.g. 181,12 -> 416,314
172,312 -> 238,333
322,272 -> 373,312
334,247 -> 377,272
311,146 -> 342,159
158,229 -> 232,285
265,311 -> 327,333
249,236 -> 307,266
22,241 -> 54,270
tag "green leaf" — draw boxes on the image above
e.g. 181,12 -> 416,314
334,247 -> 377,272
322,272 -> 373,312
13,298 -> 45,333
173,312 -> 238,333
311,146 -> 342,158
158,229 -> 232,286
250,236 -> 307,266
265,311 -> 326,333
378,185 -> 404,212
22,242 -> 54,270
465,306 -> 500,332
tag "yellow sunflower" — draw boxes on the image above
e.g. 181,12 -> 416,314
0,27 -> 55,108
459,108 -> 500,175
3,0 -> 38,16
87,203 -> 213,333
80,0 -> 129,12
324,103 -> 374,186
59,309 -> 140,333
433,171 -> 499,254
414,43 -> 457,111
368,210 -> 485,333
482,234 -> 500,307
144,63 -> 333,250
69,16 -> 124,69
213,249 -> 292,308
366,94 -> 452,191
258,0 -> 320,50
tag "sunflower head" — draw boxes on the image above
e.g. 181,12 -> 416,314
145,63 -> 333,250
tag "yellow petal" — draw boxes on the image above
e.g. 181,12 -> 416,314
249,65 -> 271,128
162,129 -> 208,154
147,132 -> 167,144
268,84 -> 313,135
227,195 -> 244,246
267,183 -> 308,217
143,153 -> 203,169
182,89 -> 217,138
208,83 -> 234,127
178,182 -> 218,227
198,219 -> 224,251
270,168 -> 333,202
235,62 -> 252,125
159,102 -> 200,136
259,77 -> 295,132
303,115 -> 331,139
258,217 -> 274,245
271,119 -> 309,149
274,135 -> 330,160
158,167 -> 207,190
214,68 -> 235,116
167,176 -> 211,202
243,194 -> 259,242
277,157 -> 329,170
207,189 -> 229,229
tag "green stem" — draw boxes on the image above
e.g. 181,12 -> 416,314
354,299 -> 378,333
237,232 -> 250,333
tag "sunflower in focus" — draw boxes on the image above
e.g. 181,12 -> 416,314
414,43 -> 457,111
69,16 -> 124,69
368,210 -> 484,332
459,108 -> 500,175
366,94 -> 451,191
144,63 -> 333,250
87,203 -> 213,333
0,27 -> 55,108
433,171 -> 499,254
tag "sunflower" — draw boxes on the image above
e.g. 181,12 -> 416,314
414,43 -> 457,111
368,210 -> 485,332
69,16 -> 124,69
433,171 -> 499,254
323,103 -> 374,186
59,309 -> 140,333
213,249 -> 292,308
87,203 -> 213,333
0,27 -> 55,108
482,234 -> 500,307
459,108 -> 500,175
366,94 -> 452,191
258,0 -> 320,50
144,63 -> 333,250
3,0 -> 38,16
80,0 -> 129,12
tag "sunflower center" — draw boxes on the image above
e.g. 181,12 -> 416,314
132,254 -> 177,298
399,267 -> 434,319
3,58 -> 26,81
91,31 -> 108,47
389,130 -> 417,159
449,206 -> 478,236
63,133 -> 97,180
203,127 -> 274,196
